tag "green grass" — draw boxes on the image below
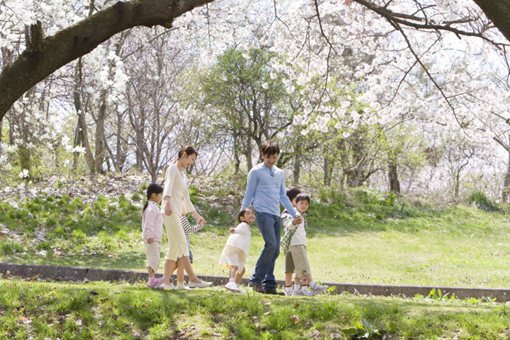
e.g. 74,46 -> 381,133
0,279 -> 509,339
1,193 -> 510,288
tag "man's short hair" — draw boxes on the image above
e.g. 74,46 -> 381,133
261,140 -> 280,156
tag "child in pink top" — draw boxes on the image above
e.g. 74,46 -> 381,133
142,183 -> 164,288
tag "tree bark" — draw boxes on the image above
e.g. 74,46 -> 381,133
94,92 -> 108,174
245,133 -> 253,170
388,152 -> 401,193
115,110 -> 127,171
502,134 -> 510,203
472,0 -> 510,42
0,0 -> 213,121
293,142 -> 302,185
233,131 -> 241,175
73,58 -> 96,173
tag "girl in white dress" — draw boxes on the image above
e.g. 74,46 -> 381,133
219,208 -> 255,293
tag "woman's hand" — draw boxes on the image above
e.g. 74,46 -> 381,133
164,198 -> 173,216
229,228 -> 235,234
193,212 -> 206,226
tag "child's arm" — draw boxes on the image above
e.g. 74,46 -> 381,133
190,221 -> 205,234
143,209 -> 159,240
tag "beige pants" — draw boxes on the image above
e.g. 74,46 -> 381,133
287,245 -> 311,281
163,214 -> 189,261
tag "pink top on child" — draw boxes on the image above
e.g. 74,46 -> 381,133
142,201 -> 164,242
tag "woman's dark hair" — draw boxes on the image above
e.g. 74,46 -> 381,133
238,209 -> 250,223
260,140 -> 280,157
295,193 -> 310,204
287,187 -> 302,202
143,183 -> 164,212
178,145 -> 198,159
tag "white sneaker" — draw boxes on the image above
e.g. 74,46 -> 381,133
294,286 -> 313,296
159,283 -> 177,290
284,287 -> 294,296
177,283 -> 192,290
189,280 -> 213,288
311,283 -> 329,295
225,281 -> 241,293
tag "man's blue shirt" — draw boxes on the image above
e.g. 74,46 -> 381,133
241,163 -> 297,218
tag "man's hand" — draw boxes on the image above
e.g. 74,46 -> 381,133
292,216 -> 303,225
147,237 -> 154,244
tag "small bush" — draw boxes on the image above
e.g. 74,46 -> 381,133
0,241 -> 23,255
467,191 -> 499,212
131,193 -> 142,202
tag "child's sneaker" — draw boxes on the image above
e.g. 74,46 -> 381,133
189,280 -> 213,288
310,282 -> 329,295
147,277 -> 164,289
225,281 -> 241,293
284,286 -> 294,296
294,286 -> 313,296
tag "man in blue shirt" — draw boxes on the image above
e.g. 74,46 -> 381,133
241,141 -> 302,294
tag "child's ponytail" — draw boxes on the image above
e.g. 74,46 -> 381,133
143,183 -> 164,213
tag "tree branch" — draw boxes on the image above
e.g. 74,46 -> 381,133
352,0 -> 510,49
0,0 -> 213,121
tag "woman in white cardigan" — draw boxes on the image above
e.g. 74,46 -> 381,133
159,145 -> 212,289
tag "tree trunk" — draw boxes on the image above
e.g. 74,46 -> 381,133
0,0 -> 214,121
323,156 -> 331,186
503,156 -> 510,203
18,145 -> 31,174
94,92 -> 107,174
17,89 -> 33,174
150,170 -> 157,183
388,153 -> 401,193
502,135 -> 510,203
293,141 -> 302,185
115,111 -> 127,171
0,46 -> 13,150
73,58 -> 96,173
454,171 -> 461,198
323,152 -> 334,186
472,0 -> 510,42
135,129 -> 144,172
233,132 -> 241,174
245,134 -> 253,170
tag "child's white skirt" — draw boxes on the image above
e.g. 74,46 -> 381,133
219,245 -> 246,273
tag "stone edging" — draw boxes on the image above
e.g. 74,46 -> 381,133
1,262 -> 509,301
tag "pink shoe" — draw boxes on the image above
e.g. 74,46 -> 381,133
147,277 -> 164,288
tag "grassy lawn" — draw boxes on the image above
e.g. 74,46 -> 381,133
1,279 -> 509,339
1,193 -> 510,288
